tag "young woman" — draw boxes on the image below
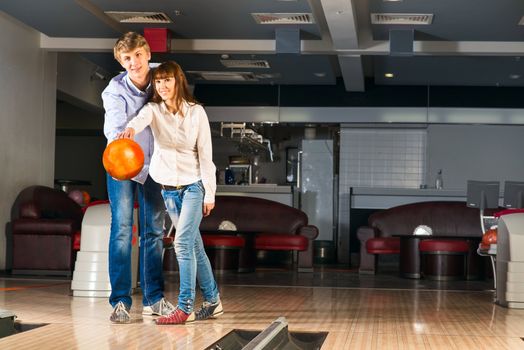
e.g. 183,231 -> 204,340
120,61 -> 222,325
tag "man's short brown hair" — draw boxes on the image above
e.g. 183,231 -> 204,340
113,32 -> 151,62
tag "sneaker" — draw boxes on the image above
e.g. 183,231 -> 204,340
155,307 -> 195,325
195,300 -> 223,320
110,301 -> 131,324
142,298 -> 176,316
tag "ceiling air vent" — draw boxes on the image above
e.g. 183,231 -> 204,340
251,13 -> 314,24
186,71 -> 259,82
105,11 -> 172,23
220,60 -> 270,69
371,13 -> 433,25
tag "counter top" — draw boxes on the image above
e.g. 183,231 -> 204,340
350,187 -> 468,209
217,184 -> 292,193
351,187 -> 466,197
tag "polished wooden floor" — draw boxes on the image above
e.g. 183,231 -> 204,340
1,268 -> 524,349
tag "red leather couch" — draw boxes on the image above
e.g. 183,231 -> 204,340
357,201 -> 491,276
7,185 -> 83,276
200,196 -> 319,272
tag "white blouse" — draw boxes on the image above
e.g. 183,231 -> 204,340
127,101 -> 216,203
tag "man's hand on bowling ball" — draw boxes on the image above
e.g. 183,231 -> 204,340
117,127 -> 136,139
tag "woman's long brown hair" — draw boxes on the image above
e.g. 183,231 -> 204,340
151,61 -> 198,116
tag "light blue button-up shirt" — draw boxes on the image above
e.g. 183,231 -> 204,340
102,72 -> 154,184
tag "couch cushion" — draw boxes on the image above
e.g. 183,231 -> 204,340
366,237 -> 400,254
255,233 -> 308,251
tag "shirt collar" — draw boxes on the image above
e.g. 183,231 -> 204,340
160,100 -> 190,115
125,73 -> 152,96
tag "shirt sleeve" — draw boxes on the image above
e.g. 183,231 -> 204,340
196,106 -> 217,203
102,90 -> 128,142
126,103 -> 155,134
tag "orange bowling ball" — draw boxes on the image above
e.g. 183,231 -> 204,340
82,191 -> 91,205
102,139 -> 144,180
482,228 -> 497,245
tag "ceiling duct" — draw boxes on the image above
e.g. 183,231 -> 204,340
186,71 -> 259,81
220,60 -> 271,69
251,13 -> 314,24
371,13 -> 433,25
105,11 -> 172,23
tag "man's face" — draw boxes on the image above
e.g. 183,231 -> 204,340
117,46 -> 151,81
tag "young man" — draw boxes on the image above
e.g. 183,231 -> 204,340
102,32 -> 174,323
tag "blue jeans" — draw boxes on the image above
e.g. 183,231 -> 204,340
107,174 -> 165,308
162,181 -> 219,314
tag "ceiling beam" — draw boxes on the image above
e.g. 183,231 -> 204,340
40,35 -> 524,56
319,0 -> 365,92
338,56 -> 365,92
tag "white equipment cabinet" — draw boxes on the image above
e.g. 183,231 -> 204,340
71,203 -> 139,297
496,212 -> 524,308
299,139 -> 334,242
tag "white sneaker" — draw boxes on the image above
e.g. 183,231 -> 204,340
142,298 -> 176,316
110,301 -> 131,324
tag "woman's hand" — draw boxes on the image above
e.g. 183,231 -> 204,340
117,127 -> 136,139
203,202 -> 215,217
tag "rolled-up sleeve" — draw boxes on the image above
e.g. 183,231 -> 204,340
196,107 -> 216,203
102,91 -> 128,142
126,104 -> 155,135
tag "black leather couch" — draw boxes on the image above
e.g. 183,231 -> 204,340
7,185 -> 83,276
357,201 -> 493,277
200,196 -> 319,272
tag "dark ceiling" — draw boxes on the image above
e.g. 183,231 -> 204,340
2,0 -> 524,90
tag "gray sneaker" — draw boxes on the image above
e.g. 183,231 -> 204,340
110,301 -> 131,324
195,300 -> 223,320
142,298 -> 176,316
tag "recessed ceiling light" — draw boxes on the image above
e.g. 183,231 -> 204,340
384,73 -> 394,78
314,72 -> 326,77
383,0 -> 403,2
509,74 -> 521,79
220,54 -> 230,59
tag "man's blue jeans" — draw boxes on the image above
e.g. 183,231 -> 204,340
162,181 -> 219,314
107,174 -> 165,308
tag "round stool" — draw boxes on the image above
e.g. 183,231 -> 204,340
419,239 -> 469,281
203,235 -> 245,272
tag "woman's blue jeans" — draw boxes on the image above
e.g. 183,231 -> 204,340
162,181 -> 219,314
107,174 -> 165,308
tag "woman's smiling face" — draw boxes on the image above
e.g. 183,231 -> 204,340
154,76 -> 176,101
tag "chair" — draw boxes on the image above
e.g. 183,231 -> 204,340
7,185 -> 83,276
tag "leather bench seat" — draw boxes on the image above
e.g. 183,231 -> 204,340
200,196 -> 319,272
202,234 -> 245,272
365,237 -> 400,254
357,201 -> 494,276
203,234 -> 245,249
8,186 -> 84,276
419,239 -> 469,253
419,239 -> 469,280
255,233 -> 308,251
